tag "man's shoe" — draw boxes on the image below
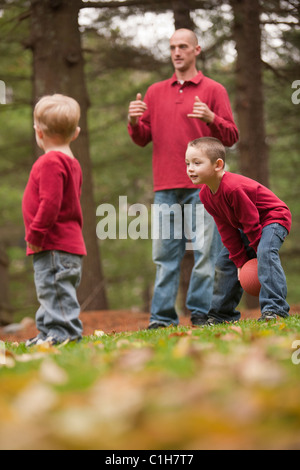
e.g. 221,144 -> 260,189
258,311 -> 277,322
147,321 -> 168,330
203,317 -> 237,327
206,317 -> 225,326
192,316 -> 208,326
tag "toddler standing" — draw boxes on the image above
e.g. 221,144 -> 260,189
22,94 -> 87,345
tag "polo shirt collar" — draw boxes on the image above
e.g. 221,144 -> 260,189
171,71 -> 204,86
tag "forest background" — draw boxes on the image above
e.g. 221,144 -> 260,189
0,0 -> 299,325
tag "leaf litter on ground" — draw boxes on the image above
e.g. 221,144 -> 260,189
0,316 -> 300,449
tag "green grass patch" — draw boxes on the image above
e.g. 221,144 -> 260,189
1,316 -> 300,450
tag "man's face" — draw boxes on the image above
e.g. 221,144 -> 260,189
170,30 -> 201,74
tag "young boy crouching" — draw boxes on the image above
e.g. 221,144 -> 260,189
186,137 -> 292,325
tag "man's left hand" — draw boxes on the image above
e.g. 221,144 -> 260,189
188,96 -> 215,124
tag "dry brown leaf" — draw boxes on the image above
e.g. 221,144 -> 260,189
39,359 -> 68,385
13,381 -> 58,419
168,330 -> 192,338
117,347 -> 153,371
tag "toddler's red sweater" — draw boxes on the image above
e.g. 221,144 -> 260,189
22,151 -> 87,256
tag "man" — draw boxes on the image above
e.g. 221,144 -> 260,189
128,29 -> 239,328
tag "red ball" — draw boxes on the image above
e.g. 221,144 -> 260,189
239,258 -> 261,297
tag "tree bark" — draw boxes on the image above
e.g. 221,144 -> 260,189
29,0 -> 108,311
172,0 -> 195,30
0,246 -> 13,325
230,0 -> 267,308
230,0 -> 269,187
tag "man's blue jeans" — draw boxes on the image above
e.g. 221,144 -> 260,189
150,189 -> 222,325
208,223 -> 290,322
33,250 -> 83,342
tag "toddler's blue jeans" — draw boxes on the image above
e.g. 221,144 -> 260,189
33,250 -> 83,342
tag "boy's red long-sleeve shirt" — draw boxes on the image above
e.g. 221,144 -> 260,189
22,151 -> 87,256
128,71 -> 239,191
200,172 -> 292,268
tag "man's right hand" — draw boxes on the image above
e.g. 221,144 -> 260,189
128,93 -> 147,126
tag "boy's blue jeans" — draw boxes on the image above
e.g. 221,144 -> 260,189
208,223 -> 290,322
150,189 -> 222,325
33,250 -> 83,342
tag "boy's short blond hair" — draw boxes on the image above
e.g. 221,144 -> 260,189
34,94 -> 80,141
188,137 -> 226,164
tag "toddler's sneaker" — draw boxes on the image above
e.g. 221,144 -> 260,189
25,335 -> 59,347
25,335 -> 46,347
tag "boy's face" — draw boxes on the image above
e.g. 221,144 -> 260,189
185,146 -> 216,185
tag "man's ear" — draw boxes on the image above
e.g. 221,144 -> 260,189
195,45 -> 202,57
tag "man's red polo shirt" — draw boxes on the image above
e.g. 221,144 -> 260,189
128,71 -> 239,192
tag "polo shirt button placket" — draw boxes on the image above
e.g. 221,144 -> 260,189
176,86 -> 184,104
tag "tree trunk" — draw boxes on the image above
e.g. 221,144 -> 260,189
29,0 -> 108,311
230,0 -> 267,308
0,246 -> 13,325
172,0 -> 195,30
230,0 -> 269,187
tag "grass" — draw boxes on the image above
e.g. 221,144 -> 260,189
1,316 -> 300,450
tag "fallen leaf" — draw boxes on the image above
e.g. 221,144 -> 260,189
168,330 -> 192,338
229,325 -> 243,335
39,359 -> 68,385
93,330 -> 106,337
172,337 -> 191,358
117,347 -> 153,371
13,381 -> 58,419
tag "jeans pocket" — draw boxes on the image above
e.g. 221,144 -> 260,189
55,252 -> 83,287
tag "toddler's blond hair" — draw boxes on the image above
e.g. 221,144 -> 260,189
34,94 -> 80,142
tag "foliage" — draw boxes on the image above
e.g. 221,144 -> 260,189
0,1 -> 299,318
1,316 -> 300,449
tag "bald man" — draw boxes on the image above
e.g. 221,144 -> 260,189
128,29 -> 239,329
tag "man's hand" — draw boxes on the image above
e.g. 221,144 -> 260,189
27,243 -> 43,253
188,96 -> 215,124
128,93 -> 147,126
